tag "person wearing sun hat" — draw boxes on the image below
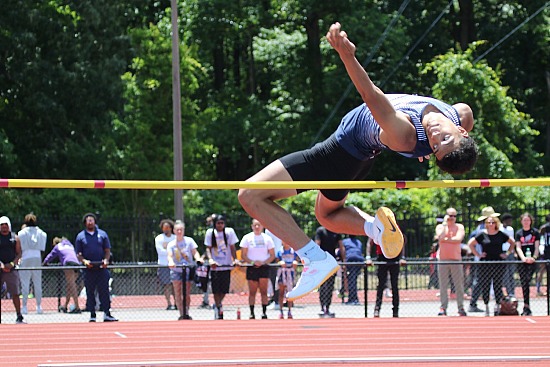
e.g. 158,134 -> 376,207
477,206 -> 501,222
467,206 -> 501,313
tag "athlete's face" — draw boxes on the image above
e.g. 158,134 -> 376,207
425,113 -> 469,160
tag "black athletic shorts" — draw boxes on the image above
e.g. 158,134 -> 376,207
210,270 -> 231,294
246,265 -> 270,281
279,134 -> 379,201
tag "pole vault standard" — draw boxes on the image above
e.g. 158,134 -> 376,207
1,178 -> 549,190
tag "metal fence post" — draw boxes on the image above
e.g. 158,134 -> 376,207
364,265 -> 368,318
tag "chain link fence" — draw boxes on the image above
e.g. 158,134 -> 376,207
1,260 -> 548,324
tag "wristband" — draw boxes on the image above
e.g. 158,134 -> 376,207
366,256 -> 371,260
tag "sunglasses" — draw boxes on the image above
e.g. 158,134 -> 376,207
486,221 -> 496,224
448,215 -> 457,218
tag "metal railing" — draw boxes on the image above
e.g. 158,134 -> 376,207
1,260 -> 548,323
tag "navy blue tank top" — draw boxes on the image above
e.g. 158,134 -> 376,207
334,94 -> 461,160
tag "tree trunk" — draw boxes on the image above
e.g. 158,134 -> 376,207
213,38 -> 225,90
458,0 -> 475,49
305,13 -> 324,119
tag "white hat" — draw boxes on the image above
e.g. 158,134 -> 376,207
477,206 -> 500,221
0,216 -> 11,231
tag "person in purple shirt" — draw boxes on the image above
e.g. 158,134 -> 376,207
43,237 -> 82,313
75,213 -> 118,322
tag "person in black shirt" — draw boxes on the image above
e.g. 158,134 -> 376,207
468,216 -> 515,316
315,226 -> 344,318
514,212 -> 540,316
536,214 -> 550,296
0,216 -> 24,323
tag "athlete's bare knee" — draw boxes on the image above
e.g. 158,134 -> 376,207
315,205 -> 339,232
238,188 -> 256,211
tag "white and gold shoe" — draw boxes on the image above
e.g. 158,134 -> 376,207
373,207 -> 404,259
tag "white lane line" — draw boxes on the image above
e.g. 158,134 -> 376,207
38,355 -> 550,366
526,318 -> 537,323
114,332 -> 127,338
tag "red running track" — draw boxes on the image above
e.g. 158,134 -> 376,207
3,317 -> 550,366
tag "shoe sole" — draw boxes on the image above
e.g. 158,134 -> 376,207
376,207 -> 404,258
287,264 -> 340,302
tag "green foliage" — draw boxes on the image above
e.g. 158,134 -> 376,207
421,43 -> 542,209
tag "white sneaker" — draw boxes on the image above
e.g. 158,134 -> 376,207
103,314 -> 118,322
36,306 -> 43,314
21,306 -> 28,315
373,207 -> 404,258
286,252 -> 339,301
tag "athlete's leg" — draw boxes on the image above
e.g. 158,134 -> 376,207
315,192 -> 403,258
314,192 -> 371,235
238,159 -> 310,249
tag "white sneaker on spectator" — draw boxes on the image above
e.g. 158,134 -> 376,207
21,306 -> 28,315
286,252 -> 339,301
104,314 -> 118,322
373,207 -> 404,258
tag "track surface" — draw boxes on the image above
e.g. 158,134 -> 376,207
3,317 -> 550,366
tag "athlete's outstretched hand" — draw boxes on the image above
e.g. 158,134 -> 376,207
326,22 -> 356,57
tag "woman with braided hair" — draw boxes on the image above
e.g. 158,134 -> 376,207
204,214 -> 239,319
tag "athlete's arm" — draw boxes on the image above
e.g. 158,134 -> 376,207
326,22 -> 414,152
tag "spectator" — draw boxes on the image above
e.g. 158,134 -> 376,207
468,215 -> 515,316
435,208 -> 467,316
427,242 -> 439,289
336,246 -> 348,301
0,216 -> 25,324
276,241 -> 299,319
43,237 -> 81,313
468,206 -> 500,313
240,219 -> 276,319
167,220 -> 202,320
17,213 -> 47,315
315,226 -> 344,318
75,213 -> 118,322
155,219 -> 176,311
515,212 -> 540,316
500,213 -> 516,297
367,238 -> 406,317
205,214 -> 239,319
536,214 -> 550,296
197,214 -> 215,309
342,235 -> 365,305
265,228 -> 283,310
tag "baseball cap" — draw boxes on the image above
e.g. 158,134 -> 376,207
0,216 -> 12,231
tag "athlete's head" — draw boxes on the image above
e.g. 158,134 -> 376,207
425,111 -> 478,175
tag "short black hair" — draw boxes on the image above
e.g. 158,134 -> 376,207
501,213 -> 513,221
436,136 -> 478,175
